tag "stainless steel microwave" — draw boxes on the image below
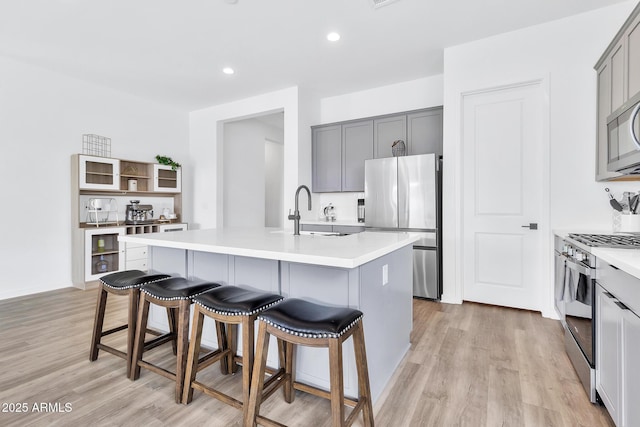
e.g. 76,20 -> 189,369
608,92 -> 640,173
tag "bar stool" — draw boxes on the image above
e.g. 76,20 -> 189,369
130,277 -> 221,403
89,270 -> 171,377
182,286 -> 284,420
244,298 -> 374,427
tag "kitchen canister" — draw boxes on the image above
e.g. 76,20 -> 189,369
618,213 -> 640,233
128,179 -> 138,191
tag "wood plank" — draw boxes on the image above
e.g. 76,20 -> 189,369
0,290 -> 614,427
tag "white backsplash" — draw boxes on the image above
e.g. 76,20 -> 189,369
300,192 -> 364,223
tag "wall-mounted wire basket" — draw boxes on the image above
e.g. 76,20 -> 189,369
392,139 -> 406,157
83,134 -> 111,157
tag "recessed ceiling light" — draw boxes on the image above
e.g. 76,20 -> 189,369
327,32 -> 341,42
222,67 -> 235,75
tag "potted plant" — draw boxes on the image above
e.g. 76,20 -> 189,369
155,155 -> 181,171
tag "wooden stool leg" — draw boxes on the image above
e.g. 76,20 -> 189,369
353,323 -> 374,426
216,321 -> 229,374
243,320 -> 270,427
182,307 -> 205,404
283,341 -> 295,403
175,299 -> 191,404
130,295 -> 150,381
228,324 -> 239,374
328,337 -> 345,427
167,307 -> 178,356
89,286 -> 108,361
242,316 -> 255,413
125,288 -> 140,378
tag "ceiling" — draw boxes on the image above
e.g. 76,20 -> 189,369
0,0 -> 631,111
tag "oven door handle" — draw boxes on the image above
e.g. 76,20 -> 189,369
564,257 -> 591,277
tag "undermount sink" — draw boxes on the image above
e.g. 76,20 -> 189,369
269,230 -> 347,236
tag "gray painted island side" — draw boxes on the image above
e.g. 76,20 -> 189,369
120,228 -> 416,402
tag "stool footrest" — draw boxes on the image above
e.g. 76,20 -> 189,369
260,368 -> 287,402
293,381 -> 359,407
136,360 -> 175,381
101,324 -> 128,337
345,400 -> 367,427
143,333 -> 175,351
195,348 -> 229,372
256,414 -> 287,427
96,344 -> 127,360
192,381 -> 243,409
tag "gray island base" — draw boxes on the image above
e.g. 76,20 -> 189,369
119,227 -> 417,402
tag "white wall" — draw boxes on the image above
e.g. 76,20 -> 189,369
189,87 -> 316,231
302,76 -> 445,222
0,55 -> 188,300
442,1 -> 638,315
223,117 -> 284,228
265,139 -> 284,228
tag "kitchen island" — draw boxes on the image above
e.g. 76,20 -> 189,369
119,227 -> 418,402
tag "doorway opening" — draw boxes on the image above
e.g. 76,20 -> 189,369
222,111 -> 284,228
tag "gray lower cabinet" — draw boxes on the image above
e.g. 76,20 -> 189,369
597,284 -> 622,425
596,258 -> 640,427
407,108 -> 444,157
622,307 -> 640,427
374,115 -> 407,158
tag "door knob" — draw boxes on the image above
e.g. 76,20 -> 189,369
521,223 -> 538,230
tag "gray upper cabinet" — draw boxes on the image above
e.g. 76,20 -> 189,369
342,120 -> 373,192
596,61 -> 620,181
407,107 -> 443,157
312,124 -> 342,192
312,107 -> 443,192
595,2 -> 640,181
374,115 -> 407,158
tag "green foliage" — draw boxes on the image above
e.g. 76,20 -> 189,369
155,155 -> 181,171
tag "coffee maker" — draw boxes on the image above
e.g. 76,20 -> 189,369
126,200 -> 154,225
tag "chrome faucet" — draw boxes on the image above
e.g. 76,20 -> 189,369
288,185 -> 311,235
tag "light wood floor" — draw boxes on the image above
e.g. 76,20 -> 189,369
0,288 -> 614,427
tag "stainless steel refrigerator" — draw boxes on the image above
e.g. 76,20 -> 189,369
364,153 -> 441,299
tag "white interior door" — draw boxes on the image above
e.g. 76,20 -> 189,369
462,82 -> 545,310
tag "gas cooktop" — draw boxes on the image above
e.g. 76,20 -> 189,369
568,233 -> 640,248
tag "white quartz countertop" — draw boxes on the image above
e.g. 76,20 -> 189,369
591,247 -> 640,279
120,228 -> 419,269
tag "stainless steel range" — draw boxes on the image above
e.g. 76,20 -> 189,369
567,233 -> 640,248
555,232 -> 640,403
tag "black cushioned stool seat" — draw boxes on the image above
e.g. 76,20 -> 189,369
89,270 -> 171,378
245,298 -> 374,427
130,277 -> 221,403
182,286 -> 284,421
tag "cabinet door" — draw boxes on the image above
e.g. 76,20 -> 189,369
612,41 -> 625,113
597,284 -> 621,426
626,17 -> 640,101
153,164 -> 182,192
342,120 -> 373,192
596,62 -> 621,181
78,155 -> 120,190
374,115 -> 407,158
312,125 -> 342,192
84,227 -> 125,282
622,308 -> 640,427
407,108 -> 443,156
